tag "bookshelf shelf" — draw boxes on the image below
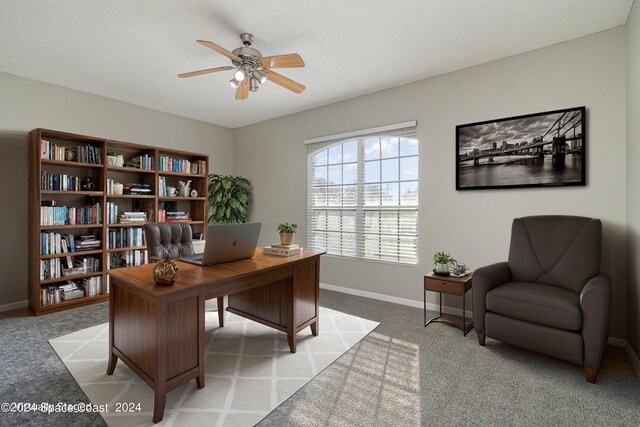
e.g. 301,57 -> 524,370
106,165 -> 156,174
42,190 -> 104,196
40,224 -> 103,230
40,271 -> 103,285
39,294 -> 106,312
106,194 -> 155,199
106,245 -> 147,253
41,249 -> 103,259
158,196 -> 206,201
41,159 -> 103,168
106,223 -> 149,228
30,128 -> 209,316
158,171 -> 206,178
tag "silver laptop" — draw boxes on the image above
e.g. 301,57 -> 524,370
180,223 -> 262,266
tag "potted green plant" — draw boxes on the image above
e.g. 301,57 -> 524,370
433,251 -> 457,274
277,222 -> 298,245
107,149 -> 124,167
208,174 -> 251,224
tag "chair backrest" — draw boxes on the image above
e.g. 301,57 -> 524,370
508,215 -> 601,293
144,222 -> 194,262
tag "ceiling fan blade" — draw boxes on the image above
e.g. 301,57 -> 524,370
235,79 -> 249,100
197,40 -> 242,62
266,70 -> 305,94
178,66 -> 231,78
260,54 -> 305,69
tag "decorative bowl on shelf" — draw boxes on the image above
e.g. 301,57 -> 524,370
153,259 -> 179,285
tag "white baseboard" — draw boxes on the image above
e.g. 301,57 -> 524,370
0,299 -> 29,313
320,282 -> 468,317
626,342 -> 640,379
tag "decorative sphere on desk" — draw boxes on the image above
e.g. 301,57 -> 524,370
153,259 -> 179,285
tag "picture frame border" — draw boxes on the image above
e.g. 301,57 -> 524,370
455,106 -> 587,191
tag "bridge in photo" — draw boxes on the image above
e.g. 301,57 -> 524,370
459,110 -> 583,166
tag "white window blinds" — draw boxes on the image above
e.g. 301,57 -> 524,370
306,122 -> 418,264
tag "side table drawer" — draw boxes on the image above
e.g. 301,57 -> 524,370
424,277 -> 463,295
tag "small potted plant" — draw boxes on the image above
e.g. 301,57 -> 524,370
107,150 -> 124,167
277,222 -> 298,246
433,251 -> 457,275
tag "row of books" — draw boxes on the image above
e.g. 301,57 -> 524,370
158,210 -> 190,222
264,243 -> 303,257
123,183 -> 152,195
40,232 -> 95,255
158,176 -> 170,197
107,250 -> 148,269
40,255 -> 100,280
41,172 -> 82,192
40,204 -> 102,226
40,140 -> 101,165
107,227 -> 145,249
130,154 -> 155,170
40,276 -> 103,305
158,155 -> 206,175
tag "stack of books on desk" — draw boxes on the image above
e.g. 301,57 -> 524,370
264,243 -> 303,256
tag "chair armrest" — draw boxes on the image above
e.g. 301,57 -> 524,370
580,274 -> 611,369
472,262 -> 510,333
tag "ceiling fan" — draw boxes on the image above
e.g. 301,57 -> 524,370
178,33 -> 305,100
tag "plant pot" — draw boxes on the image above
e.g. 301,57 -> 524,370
279,233 -> 295,246
115,155 -> 125,167
435,263 -> 449,274
106,155 -> 117,166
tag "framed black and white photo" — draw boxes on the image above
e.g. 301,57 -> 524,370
456,106 -> 586,190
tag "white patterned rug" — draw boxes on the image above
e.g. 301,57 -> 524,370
49,305 -> 379,426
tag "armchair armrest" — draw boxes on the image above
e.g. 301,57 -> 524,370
472,262 -> 511,333
580,274 -> 611,369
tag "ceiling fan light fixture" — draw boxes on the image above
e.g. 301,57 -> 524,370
250,78 -> 259,92
229,78 -> 241,89
233,68 -> 245,81
252,68 -> 268,84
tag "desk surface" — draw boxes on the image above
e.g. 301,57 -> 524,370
109,248 -> 325,297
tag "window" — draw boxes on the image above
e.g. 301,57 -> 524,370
306,123 -> 418,264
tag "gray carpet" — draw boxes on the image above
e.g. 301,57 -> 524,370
1,290 -> 639,426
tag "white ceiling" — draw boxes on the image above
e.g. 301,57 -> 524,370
0,0 -> 633,129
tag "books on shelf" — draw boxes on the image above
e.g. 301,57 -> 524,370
41,171 -> 81,191
129,154 -> 155,170
107,250 -> 148,269
264,244 -> 303,256
164,211 -> 190,222
123,183 -> 152,195
40,233 -> 83,256
40,276 -> 103,306
159,155 -> 206,175
40,203 -> 102,226
40,140 -> 101,164
107,227 -> 145,249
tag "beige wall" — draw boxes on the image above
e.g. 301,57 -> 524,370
627,1 -> 640,355
0,71 -> 233,308
234,27 -> 628,339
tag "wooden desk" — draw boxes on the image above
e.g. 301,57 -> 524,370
106,248 -> 324,423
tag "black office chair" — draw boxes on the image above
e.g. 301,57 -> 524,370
144,222 -> 226,327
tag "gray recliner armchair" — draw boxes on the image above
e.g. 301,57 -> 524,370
472,215 -> 611,383
144,222 -> 226,327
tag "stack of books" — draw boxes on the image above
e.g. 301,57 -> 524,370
264,243 -> 303,256
76,235 -> 101,251
119,212 -> 148,224
59,281 -> 84,301
164,211 -> 190,222
123,183 -> 152,195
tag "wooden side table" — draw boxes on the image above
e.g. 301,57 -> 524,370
424,271 -> 473,335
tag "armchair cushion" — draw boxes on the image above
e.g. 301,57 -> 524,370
486,282 -> 582,331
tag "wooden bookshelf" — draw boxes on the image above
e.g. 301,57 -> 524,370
29,128 -> 209,315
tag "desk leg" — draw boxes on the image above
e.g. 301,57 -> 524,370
310,320 -> 318,336
107,286 -> 118,375
217,295 -> 227,327
106,354 -> 118,375
287,332 -> 297,353
153,391 -> 166,424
